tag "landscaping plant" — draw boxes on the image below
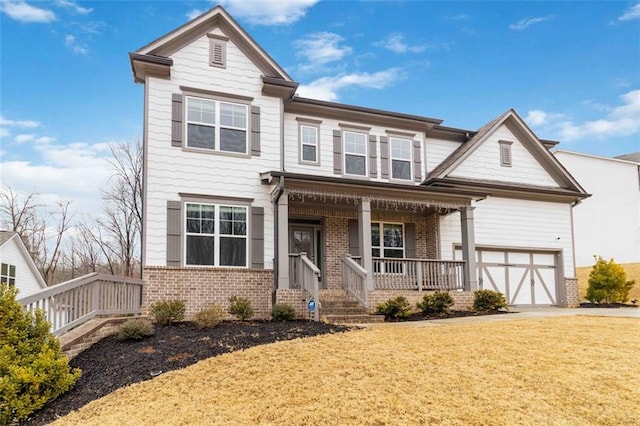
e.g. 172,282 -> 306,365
416,291 -> 454,315
228,296 -> 254,321
150,300 -> 186,326
194,304 -> 226,329
0,284 -> 81,424
375,296 -> 412,320
271,303 -> 296,321
586,256 -> 636,304
118,319 -> 155,340
473,289 -> 508,311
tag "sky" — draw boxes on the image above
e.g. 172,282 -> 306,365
1,0 -> 639,216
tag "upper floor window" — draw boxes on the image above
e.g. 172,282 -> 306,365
499,140 -> 513,167
185,203 -> 248,267
390,137 -> 412,180
186,97 -> 248,154
344,131 -> 367,176
1,263 -> 16,287
300,125 -> 319,163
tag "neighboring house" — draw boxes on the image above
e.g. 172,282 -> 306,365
129,6 -> 588,317
0,231 -> 47,297
554,150 -> 640,267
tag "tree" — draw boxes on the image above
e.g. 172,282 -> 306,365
586,256 -> 635,304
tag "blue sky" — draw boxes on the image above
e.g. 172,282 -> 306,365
1,0 -> 639,214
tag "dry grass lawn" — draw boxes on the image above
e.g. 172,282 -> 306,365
56,317 -> 639,426
577,262 -> 640,302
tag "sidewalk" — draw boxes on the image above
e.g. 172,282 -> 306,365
362,306 -> 640,327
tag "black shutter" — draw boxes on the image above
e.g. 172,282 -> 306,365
166,201 -> 182,266
369,135 -> 378,178
251,206 -> 264,268
413,140 -> 422,182
333,130 -> 342,174
380,136 -> 389,179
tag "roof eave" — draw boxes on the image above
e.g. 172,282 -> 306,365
129,52 -> 173,84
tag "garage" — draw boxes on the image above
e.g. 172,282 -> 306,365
457,248 -> 560,306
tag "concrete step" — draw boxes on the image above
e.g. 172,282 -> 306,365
323,314 -> 386,324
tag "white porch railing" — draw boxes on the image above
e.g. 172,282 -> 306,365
18,273 -> 144,335
373,258 -> 465,291
288,253 -> 320,321
342,255 -> 369,308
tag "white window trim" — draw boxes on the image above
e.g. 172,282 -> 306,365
299,124 -> 320,165
389,137 -> 413,181
343,130 -> 368,177
371,222 -> 405,258
0,262 -> 16,287
184,202 -> 249,268
185,96 -> 249,155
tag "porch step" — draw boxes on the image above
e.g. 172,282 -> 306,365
323,314 -> 385,324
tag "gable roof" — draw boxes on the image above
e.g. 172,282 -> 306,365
0,231 -> 47,289
423,109 -> 588,198
130,5 -> 293,84
615,151 -> 640,163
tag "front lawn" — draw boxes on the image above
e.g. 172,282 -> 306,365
54,316 -> 639,425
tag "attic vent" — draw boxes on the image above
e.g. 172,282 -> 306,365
499,140 -> 513,167
207,33 -> 228,68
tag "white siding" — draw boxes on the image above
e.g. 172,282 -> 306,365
440,197 -> 575,277
144,33 -> 281,267
425,138 -> 460,174
0,238 -> 45,297
554,151 -> 640,266
450,125 -> 558,187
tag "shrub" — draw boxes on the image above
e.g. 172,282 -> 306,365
416,291 -> 454,315
0,284 -> 81,424
473,289 -> 508,312
193,304 -> 226,329
228,296 -> 254,321
586,256 -> 636,304
271,303 -> 296,321
150,300 -> 186,326
375,296 -> 412,320
118,318 -> 155,340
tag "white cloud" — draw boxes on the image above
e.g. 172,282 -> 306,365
297,68 -> 405,102
509,15 -> 554,30
294,32 -> 352,72
618,3 -> 640,21
64,34 -> 88,54
374,33 -> 426,54
0,115 -> 40,128
0,128 -> 9,138
186,9 -> 204,20
526,89 -> 640,141
0,1 -> 56,23
54,0 -> 92,14
14,134 -> 34,143
219,0 -> 319,25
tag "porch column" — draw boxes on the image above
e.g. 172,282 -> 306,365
358,199 -> 374,291
277,191 -> 289,289
460,206 -> 478,291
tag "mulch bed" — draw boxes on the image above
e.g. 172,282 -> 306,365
26,321 -> 350,425
389,309 -> 512,322
579,302 -> 639,308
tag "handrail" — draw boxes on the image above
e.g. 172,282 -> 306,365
18,273 -> 144,335
288,253 -> 320,321
373,258 -> 465,291
342,255 -> 368,308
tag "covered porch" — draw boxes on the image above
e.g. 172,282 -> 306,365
263,172 -> 485,312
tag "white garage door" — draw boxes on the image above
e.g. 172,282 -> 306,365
457,248 -> 558,306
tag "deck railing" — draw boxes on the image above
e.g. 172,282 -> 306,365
288,253 -> 320,321
342,255 -> 369,307
373,258 -> 465,291
18,273 -> 144,335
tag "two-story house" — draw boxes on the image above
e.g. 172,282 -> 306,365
129,6 -> 588,319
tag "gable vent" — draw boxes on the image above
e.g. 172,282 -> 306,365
207,33 -> 228,69
499,140 -> 513,167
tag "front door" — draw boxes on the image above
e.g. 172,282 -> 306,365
290,225 -> 323,285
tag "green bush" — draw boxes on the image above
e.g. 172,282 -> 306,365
271,303 -> 296,321
193,304 -> 226,329
416,291 -> 454,315
0,284 -> 81,424
150,300 -> 186,326
473,289 -> 508,312
586,256 -> 636,304
117,318 -> 155,340
228,296 -> 254,321
375,296 -> 412,320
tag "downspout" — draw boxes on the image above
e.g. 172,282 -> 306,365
272,176 -> 285,296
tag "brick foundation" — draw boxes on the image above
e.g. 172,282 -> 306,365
565,278 -> 579,307
61,317 -> 134,360
143,267 -> 274,320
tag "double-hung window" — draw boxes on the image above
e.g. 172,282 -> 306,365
185,203 -> 248,267
390,137 -> 412,180
343,131 -> 367,176
371,223 -> 404,274
300,125 -> 318,163
186,97 -> 248,154
1,263 -> 16,287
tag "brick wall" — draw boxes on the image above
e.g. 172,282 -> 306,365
143,267 -> 274,319
61,317 -> 133,359
368,290 -> 474,312
565,278 -> 579,307
323,216 -> 350,290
